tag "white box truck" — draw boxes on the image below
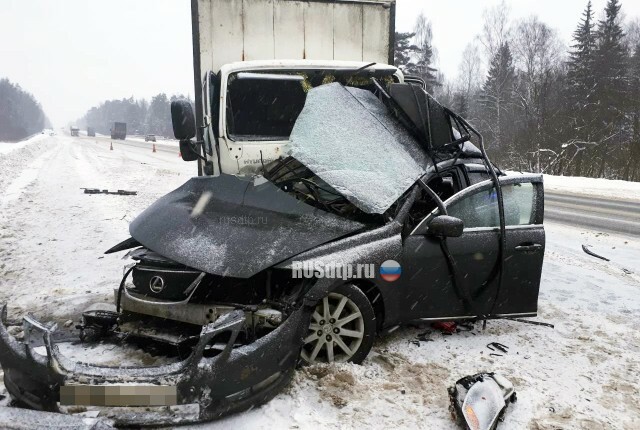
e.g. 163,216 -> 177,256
177,0 -> 405,176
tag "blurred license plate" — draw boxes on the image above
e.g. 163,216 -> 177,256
60,384 -> 177,406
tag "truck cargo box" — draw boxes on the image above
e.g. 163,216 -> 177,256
192,0 -> 395,77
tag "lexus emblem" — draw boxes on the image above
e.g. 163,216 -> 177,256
149,276 -> 165,294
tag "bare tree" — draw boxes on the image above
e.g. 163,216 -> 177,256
455,41 -> 483,119
513,17 -> 563,81
512,16 -> 565,172
625,17 -> 640,51
406,12 -> 439,92
479,0 -> 512,62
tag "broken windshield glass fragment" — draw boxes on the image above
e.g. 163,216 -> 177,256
288,83 -> 431,214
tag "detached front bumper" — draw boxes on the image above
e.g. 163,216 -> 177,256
0,304 -> 309,427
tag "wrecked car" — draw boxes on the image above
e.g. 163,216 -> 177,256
0,1 -> 544,424
0,78 -> 545,425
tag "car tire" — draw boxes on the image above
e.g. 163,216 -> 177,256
300,283 -> 376,365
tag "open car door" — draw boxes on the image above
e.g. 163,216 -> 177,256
402,174 -> 545,320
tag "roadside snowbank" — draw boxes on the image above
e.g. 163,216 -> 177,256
544,174 -> 640,201
0,135 -> 53,197
0,133 -> 48,155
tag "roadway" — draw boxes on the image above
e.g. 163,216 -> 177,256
73,133 -> 640,237
545,191 -> 640,237
79,133 -> 180,155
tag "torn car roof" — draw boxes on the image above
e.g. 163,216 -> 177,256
288,83 -> 431,214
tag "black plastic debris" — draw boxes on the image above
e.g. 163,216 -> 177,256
449,373 -> 516,430
487,342 -> 509,354
581,244 -> 610,261
409,330 -> 435,346
82,188 -> 137,196
416,331 -> 434,342
505,317 -> 555,329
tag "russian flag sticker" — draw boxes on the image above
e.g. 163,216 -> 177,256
380,260 -> 401,282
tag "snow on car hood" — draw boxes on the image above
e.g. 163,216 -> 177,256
288,83 -> 431,214
129,175 -> 365,278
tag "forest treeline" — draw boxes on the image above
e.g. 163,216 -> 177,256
77,93 -> 193,138
0,78 -> 50,142
5,0 -> 639,181
395,0 -> 640,181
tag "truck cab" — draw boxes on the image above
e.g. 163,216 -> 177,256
185,0 -> 398,176
201,60 -> 403,175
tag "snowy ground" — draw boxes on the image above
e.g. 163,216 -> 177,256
544,173 -> 640,201
0,136 -> 639,429
0,133 -> 48,155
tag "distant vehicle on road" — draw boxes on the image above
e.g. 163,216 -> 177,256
145,134 -> 156,142
70,126 -> 79,137
110,122 -> 127,140
87,127 -> 96,137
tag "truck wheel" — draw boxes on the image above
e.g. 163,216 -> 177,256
300,284 -> 376,364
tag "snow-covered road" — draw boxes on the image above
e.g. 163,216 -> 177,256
0,135 -> 638,429
0,134 -> 192,321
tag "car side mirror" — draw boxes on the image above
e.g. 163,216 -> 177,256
179,139 -> 200,161
427,215 -> 464,238
171,100 -> 196,140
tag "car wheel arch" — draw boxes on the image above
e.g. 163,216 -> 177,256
302,279 -> 384,331
350,280 -> 385,332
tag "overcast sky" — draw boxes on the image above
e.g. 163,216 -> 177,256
396,0 -> 640,81
2,0 -> 639,127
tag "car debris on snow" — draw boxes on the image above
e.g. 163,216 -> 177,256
432,321 -> 458,334
0,406 -> 115,429
486,342 -> 509,354
81,188 -> 137,196
449,373 -> 516,430
581,244 -> 610,261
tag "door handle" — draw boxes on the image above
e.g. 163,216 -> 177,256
515,243 -> 543,252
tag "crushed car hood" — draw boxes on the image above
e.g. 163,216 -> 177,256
129,174 -> 366,278
289,83 -> 431,214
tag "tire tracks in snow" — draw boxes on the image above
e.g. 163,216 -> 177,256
0,136 -> 192,321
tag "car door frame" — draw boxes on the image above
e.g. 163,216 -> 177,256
403,173 -> 544,320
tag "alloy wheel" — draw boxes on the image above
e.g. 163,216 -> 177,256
300,292 -> 365,364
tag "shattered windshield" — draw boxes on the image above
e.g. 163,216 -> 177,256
287,83 -> 431,214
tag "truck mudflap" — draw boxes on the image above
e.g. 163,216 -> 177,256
0,304 -> 310,426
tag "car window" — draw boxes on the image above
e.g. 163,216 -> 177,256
447,182 -> 535,228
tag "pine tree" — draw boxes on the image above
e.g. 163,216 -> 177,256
147,93 -> 171,137
567,1 -> 596,102
627,42 -> 640,180
593,0 -> 627,177
0,78 -> 47,141
566,1 -> 597,175
453,91 -> 469,118
404,13 -> 439,93
394,32 -> 418,72
481,42 -> 516,154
